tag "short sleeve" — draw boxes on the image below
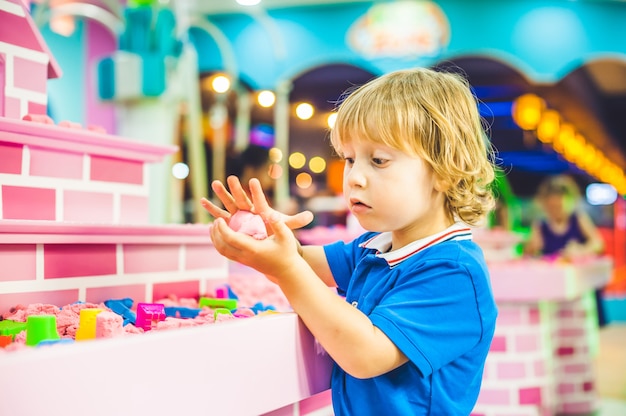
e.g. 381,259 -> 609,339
323,232 -> 378,295
369,258 -> 486,377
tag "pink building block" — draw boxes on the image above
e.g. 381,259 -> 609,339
135,302 -> 166,331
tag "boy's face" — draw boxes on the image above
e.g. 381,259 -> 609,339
340,138 -> 450,245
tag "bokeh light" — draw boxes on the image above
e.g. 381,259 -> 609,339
309,156 -> 326,173
296,172 -> 313,189
269,147 -> 283,163
327,112 -> 337,129
295,102 -> 314,120
289,152 -> 306,169
512,93 -> 545,130
212,75 -> 231,93
257,90 -> 276,107
172,162 -> 190,179
268,163 -> 283,179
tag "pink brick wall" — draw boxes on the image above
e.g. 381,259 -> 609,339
0,226 -> 227,316
1,146 -> 151,223
473,303 -> 556,416
0,117 -> 177,224
2,185 -> 55,220
474,287 -> 602,416
0,241 -> 227,312
551,297 -> 599,414
0,141 -> 22,174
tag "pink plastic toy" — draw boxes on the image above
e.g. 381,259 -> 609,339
135,303 -> 166,331
228,211 -> 268,240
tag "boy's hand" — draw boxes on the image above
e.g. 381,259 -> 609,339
200,176 -> 313,233
210,203 -> 305,284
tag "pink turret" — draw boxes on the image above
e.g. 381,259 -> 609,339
0,0 -> 62,119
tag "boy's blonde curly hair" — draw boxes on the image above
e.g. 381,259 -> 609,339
330,67 -> 496,226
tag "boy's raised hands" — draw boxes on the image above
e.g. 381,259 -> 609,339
200,176 -> 314,234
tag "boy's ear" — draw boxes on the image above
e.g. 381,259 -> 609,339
434,176 -> 451,193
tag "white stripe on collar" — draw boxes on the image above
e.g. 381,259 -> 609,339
359,223 -> 473,267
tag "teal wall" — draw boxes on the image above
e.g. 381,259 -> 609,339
193,0 -> 626,89
41,21 -> 86,124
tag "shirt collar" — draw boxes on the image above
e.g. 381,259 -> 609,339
359,222 -> 473,267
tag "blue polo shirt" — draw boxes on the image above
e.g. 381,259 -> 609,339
323,223 -> 497,415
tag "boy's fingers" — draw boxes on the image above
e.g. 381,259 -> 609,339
227,176 -> 254,210
211,180 -> 238,213
265,213 -> 291,242
285,210 -> 314,230
248,178 -> 271,213
210,218 -> 250,260
200,197 -> 230,220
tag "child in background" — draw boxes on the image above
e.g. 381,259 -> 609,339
524,174 -> 604,259
524,174 -> 607,326
202,67 -> 498,415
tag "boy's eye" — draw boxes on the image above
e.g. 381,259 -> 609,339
344,157 -> 355,165
372,158 -> 387,166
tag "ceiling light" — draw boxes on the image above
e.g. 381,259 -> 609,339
236,0 -> 262,6
295,103 -> 314,120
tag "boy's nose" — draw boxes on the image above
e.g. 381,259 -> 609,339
345,163 -> 367,188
